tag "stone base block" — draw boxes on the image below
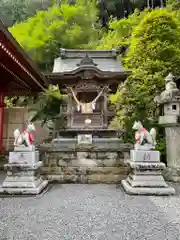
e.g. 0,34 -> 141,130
0,179 -> 48,195
46,174 -> 126,184
121,179 -> 175,196
4,161 -> 42,171
129,161 -> 165,171
126,174 -> 168,187
2,177 -> 43,188
130,150 -> 160,162
9,151 -> 39,164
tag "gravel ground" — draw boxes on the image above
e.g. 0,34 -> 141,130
0,173 -> 180,240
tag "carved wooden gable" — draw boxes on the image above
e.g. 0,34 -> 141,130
76,53 -> 97,67
74,80 -> 101,91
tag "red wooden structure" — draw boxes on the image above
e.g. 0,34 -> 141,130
0,20 -> 47,152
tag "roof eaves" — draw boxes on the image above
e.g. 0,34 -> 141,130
60,48 -> 119,59
0,20 -> 48,89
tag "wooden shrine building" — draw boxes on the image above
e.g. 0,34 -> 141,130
46,49 -> 130,131
0,20 -> 47,152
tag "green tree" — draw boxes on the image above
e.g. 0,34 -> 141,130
110,9 -> 180,145
9,3 -> 99,71
125,9 -> 180,74
97,0 -> 165,24
0,0 -> 54,26
18,85 -> 67,128
166,0 -> 180,10
96,9 -> 149,50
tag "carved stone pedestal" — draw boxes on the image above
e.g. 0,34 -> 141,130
0,149 -> 48,195
121,150 -> 175,195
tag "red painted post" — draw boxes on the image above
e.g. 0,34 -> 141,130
0,91 -> 5,153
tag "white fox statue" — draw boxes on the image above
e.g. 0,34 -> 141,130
132,121 -> 157,150
14,123 -> 36,147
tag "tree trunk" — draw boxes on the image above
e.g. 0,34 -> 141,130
147,0 -> 150,8
151,0 -> 154,8
160,0 -> 164,8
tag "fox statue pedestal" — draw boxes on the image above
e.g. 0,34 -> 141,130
0,147 -> 48,195
121,149 -> 175,195
0,123 -> 48,195
121,121 -> 175,195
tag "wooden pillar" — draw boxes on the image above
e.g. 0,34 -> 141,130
103,90 -> 108,128
0,91 -> 5,153
67,92 -> 72,128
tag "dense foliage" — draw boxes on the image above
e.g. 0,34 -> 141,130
17,85 -> 67,129
0,0 -> 166,27
166,0 -> 180,10
0,0 -> 54,26
9,2 -> 99,72
107,8 -> 180,161
109,9 -> 180,132
96,9 -> 150,51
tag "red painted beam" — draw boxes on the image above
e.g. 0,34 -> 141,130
0,90 -> 5,153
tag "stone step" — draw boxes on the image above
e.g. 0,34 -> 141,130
46,174 -> 127,184
41,166 -> 129,175
121,179 -> 175,195
126,177 -> 168,188
41,166 -> 129,183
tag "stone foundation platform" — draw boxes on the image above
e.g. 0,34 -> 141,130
40,137 -> 132,183
121,150 -> 175,195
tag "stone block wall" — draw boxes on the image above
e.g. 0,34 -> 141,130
40,150 -> 130,184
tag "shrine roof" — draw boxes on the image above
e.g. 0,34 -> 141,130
52,49 -> 125,73
0,20 -> 48,96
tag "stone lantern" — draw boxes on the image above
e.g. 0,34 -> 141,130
154,73 -> 180,182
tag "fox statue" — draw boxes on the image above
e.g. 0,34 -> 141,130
132,121 -> 156,150
14,123 -> 36,147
